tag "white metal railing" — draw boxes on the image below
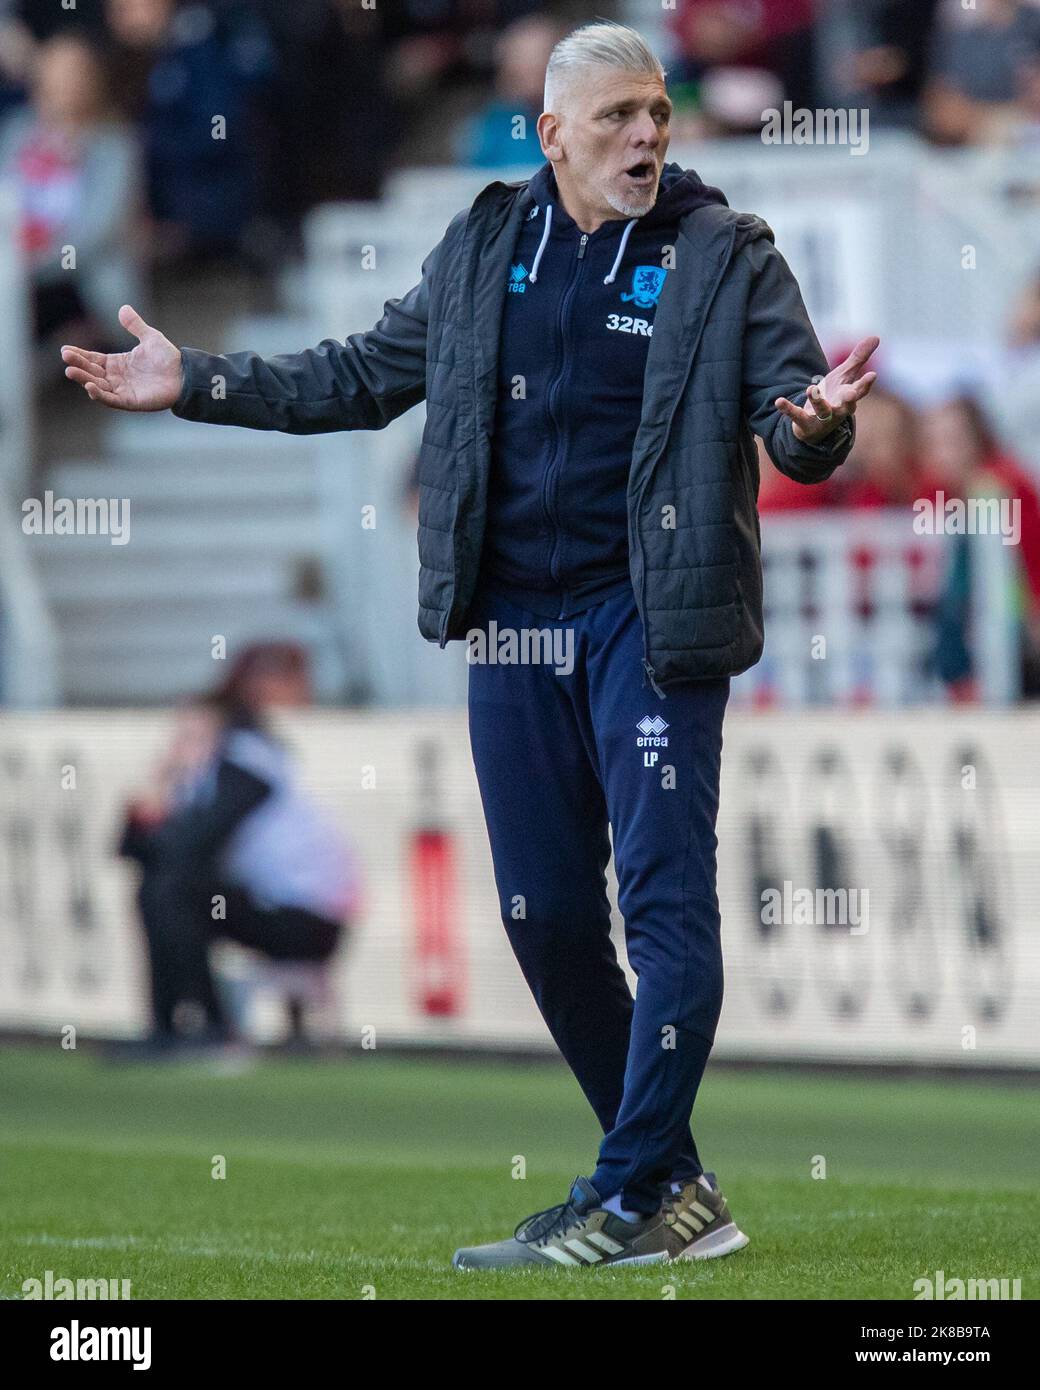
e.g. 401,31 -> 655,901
0,179 -> 32,495
733,510 -> 1018,708
0,178 -> 57,707
0,490 -> 60,707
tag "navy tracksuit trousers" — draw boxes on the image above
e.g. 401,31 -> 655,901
466,583 -> 730,1213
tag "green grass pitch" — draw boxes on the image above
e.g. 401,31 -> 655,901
1,1044 -> 1037,1300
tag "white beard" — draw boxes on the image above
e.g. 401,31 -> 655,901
606,197 -> 651,217
603,181 -> 659,219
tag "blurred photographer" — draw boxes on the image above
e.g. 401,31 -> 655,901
119,643 -> 361,1049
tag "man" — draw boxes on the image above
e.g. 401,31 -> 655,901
63,21 -> 878,1270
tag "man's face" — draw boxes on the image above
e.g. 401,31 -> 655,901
546,68 -> 672,220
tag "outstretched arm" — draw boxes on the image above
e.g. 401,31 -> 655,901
741,237 -> 878,482
61,213 -> 461,434
168,263 -> 432,434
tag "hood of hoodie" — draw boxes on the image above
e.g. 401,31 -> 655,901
524,158 -> 729,232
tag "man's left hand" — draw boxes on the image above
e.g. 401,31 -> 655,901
775,335 -> 880,444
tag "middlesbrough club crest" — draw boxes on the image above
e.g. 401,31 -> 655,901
620,265 -> 667,309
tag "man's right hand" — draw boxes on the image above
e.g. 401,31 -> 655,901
61,304 -> 182,412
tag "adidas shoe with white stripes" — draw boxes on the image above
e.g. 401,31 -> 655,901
661,1171 -> 750,1260
452,1176 -> 671,1271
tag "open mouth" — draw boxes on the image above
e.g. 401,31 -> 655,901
623,161 -> 656,186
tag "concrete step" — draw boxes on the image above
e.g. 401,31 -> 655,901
46,460 -> 320,504
60,603 -> 327,657
104,410 -> 327,453
221,312 -> 314,356
54,600 -> 330,704
43,556 -> 288,604
30,516 -> 324,553
55,649 -> 312,705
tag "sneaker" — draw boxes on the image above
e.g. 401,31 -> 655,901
452,1176 -> 671,1270
661,1171 -> 750,1260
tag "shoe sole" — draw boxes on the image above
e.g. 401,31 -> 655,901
673,1221 -> 750,1261
605,1249 -> 670,1267
452,1248 -> 670,1271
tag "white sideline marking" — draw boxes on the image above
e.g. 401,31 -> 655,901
14,1234 -> 441,1273
16,1235 -> 144,1251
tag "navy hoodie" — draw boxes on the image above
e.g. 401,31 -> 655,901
478,159 -> 729,618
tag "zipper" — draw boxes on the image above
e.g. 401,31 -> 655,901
633,465 -> 664,697
542,231 -> 588,584
630,454 -> 665,698
642,658 -> 666,700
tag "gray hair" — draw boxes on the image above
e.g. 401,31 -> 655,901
543,20 -> 666,114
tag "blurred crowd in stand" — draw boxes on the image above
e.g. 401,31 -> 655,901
3,1 -> 1040,347
758,380 -> 1040,700
3,0 -> 1040,700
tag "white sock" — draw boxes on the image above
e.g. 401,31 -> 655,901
669,1175 -> 714,1194
602,1193 -> 644,1223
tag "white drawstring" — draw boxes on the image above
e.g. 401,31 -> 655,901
528,203 -> 552,283
604,218 -> 638,285
528,205 -> 638,285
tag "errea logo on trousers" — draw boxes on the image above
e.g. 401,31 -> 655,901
637,716 -> 669,747
638,715 -> 669,768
